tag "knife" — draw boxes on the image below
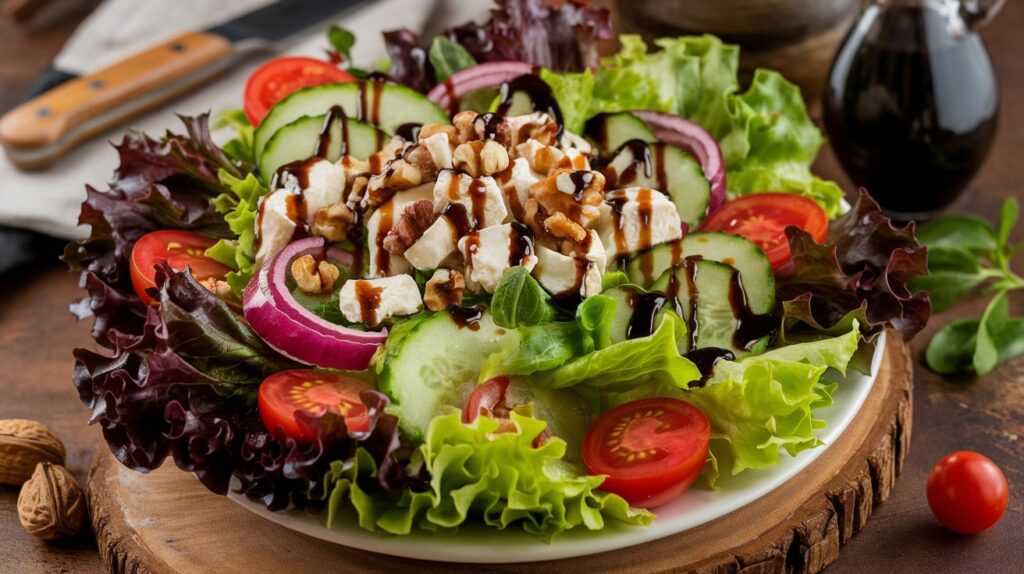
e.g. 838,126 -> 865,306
0,0 -> 368,170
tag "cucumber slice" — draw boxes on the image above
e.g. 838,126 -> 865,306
603,142 -> 710,228
583,112 -> 656,154
628,232 -> 775,315
651,259 -> 770,355
258,114 -> 387,180
603,286 -> 675,345
254,81 -> 449,160
377,310 -> 505,441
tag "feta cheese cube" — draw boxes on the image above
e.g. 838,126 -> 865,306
404,202 -> 471,271
432,169 -> 508,229
338,275 -> 423,327
366,184 -> 433,277
514,138 -> 564,174
295,159 -> 347,227
496,157 -> 539,221
532,230 -> 606,299
421,132 -> 454,170
457,223 -> 538,293
254,188 -> 299,266
597,187 -> 683,265
559,130 -> 594,156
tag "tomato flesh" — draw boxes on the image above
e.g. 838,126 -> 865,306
582,398 -> 710,508
244,57 -> 355,126
463,377 -> 512,424
258,370 -> 372,442
701,193 -> 829,268
129,230 -> 230,305
926,450 -> 1008,534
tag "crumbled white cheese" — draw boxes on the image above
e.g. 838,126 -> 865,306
404,209 -> 459,271
559,130 -> 593,156
338,275 -> 423,327
597,187 -> 683,265
457,223 -> 537,293
432,170 -> 507,229
421,132 -> 454,170
253,188 -> 299,266
297,159 -> 348,227
532,230 -> 606,299
366,184 -> 433,277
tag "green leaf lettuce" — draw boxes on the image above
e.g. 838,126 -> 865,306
323,412 -> 652,539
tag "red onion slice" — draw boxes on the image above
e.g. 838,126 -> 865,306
426,61 -> 534,112
633,111 -> 727,212
243,237 -> 385,371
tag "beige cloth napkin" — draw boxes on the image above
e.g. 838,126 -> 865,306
0,0 -> 487,239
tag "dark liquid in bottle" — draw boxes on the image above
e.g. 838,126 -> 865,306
824,5 -> 998,219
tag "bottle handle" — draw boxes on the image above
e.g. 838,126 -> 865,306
960,0 -> 1006,31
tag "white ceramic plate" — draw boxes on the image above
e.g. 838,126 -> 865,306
230,333 -> 885,564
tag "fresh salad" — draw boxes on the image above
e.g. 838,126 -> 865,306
66,0 -> 932,540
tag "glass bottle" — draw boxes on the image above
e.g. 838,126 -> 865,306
824,0 -> 1004,220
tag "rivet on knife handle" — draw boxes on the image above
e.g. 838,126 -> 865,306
0,31 -> 233,170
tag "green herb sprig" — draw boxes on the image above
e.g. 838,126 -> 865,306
911,198 -> 1024,375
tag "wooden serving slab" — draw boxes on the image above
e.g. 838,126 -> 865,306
88,332 -> 912,574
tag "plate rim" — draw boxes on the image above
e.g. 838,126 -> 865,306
228,332 -> 886,564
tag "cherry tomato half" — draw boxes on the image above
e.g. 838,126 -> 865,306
129,230 -> 230,305
463,377 -> 512,424
582,398 -> 710,508
700,193 -> 829,269
258,370 -> 372,442
244,57 -> 355,126
927,450 -> 1008,534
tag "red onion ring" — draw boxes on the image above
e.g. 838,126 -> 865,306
633,111 -> 727,212
243,237 -> 385,370
426,61 -> 534,112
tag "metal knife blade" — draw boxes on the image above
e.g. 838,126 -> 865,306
210,0 -> 369,48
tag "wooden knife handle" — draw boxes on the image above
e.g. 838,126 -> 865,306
0,31 -> 233,169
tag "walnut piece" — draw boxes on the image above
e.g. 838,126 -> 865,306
424,269 -> 465,311
384,200 -> 435,255
0,420 -> 66,486
544,212 -> 587,242
198,277 -> 232,299
418,123 -> 458,142
453,141 -> 486,177
480,140 -> 510,175
452,110 -> 479,143
18,462 -> 86,541
364,157 -> 424,209
472,113 -> 512,147
291,255 -> 340,294
509,112 -> 559,147
313,202 -> 357,242
402,143 -> 440,182
527,168 -> 606,229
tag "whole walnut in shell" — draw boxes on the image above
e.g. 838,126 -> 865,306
0,419 -> 66,485
18,462 -> 87,541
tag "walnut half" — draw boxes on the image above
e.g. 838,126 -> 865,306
383,200 -> 435,255
291,255 -> 340,294
424,269 -> 465,311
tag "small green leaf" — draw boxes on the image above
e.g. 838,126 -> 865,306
490,266 -> 557,328
997,197 -> 1019,249
908,272 -> 986,313
601,271 -> 631,291
328,25 -> 356,61
925,318 -> 981,375
916,215 -> 997,255
973,290 -> 1009,375
926,246 -> 981,274
428,37 -> 477,84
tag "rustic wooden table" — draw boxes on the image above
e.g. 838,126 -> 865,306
1,4 -> 1022,574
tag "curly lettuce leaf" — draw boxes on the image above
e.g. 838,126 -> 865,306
538,68 -> 594,135
204,170 -> 267,297
323,412 -> 651,539
778,190 -> 931,340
